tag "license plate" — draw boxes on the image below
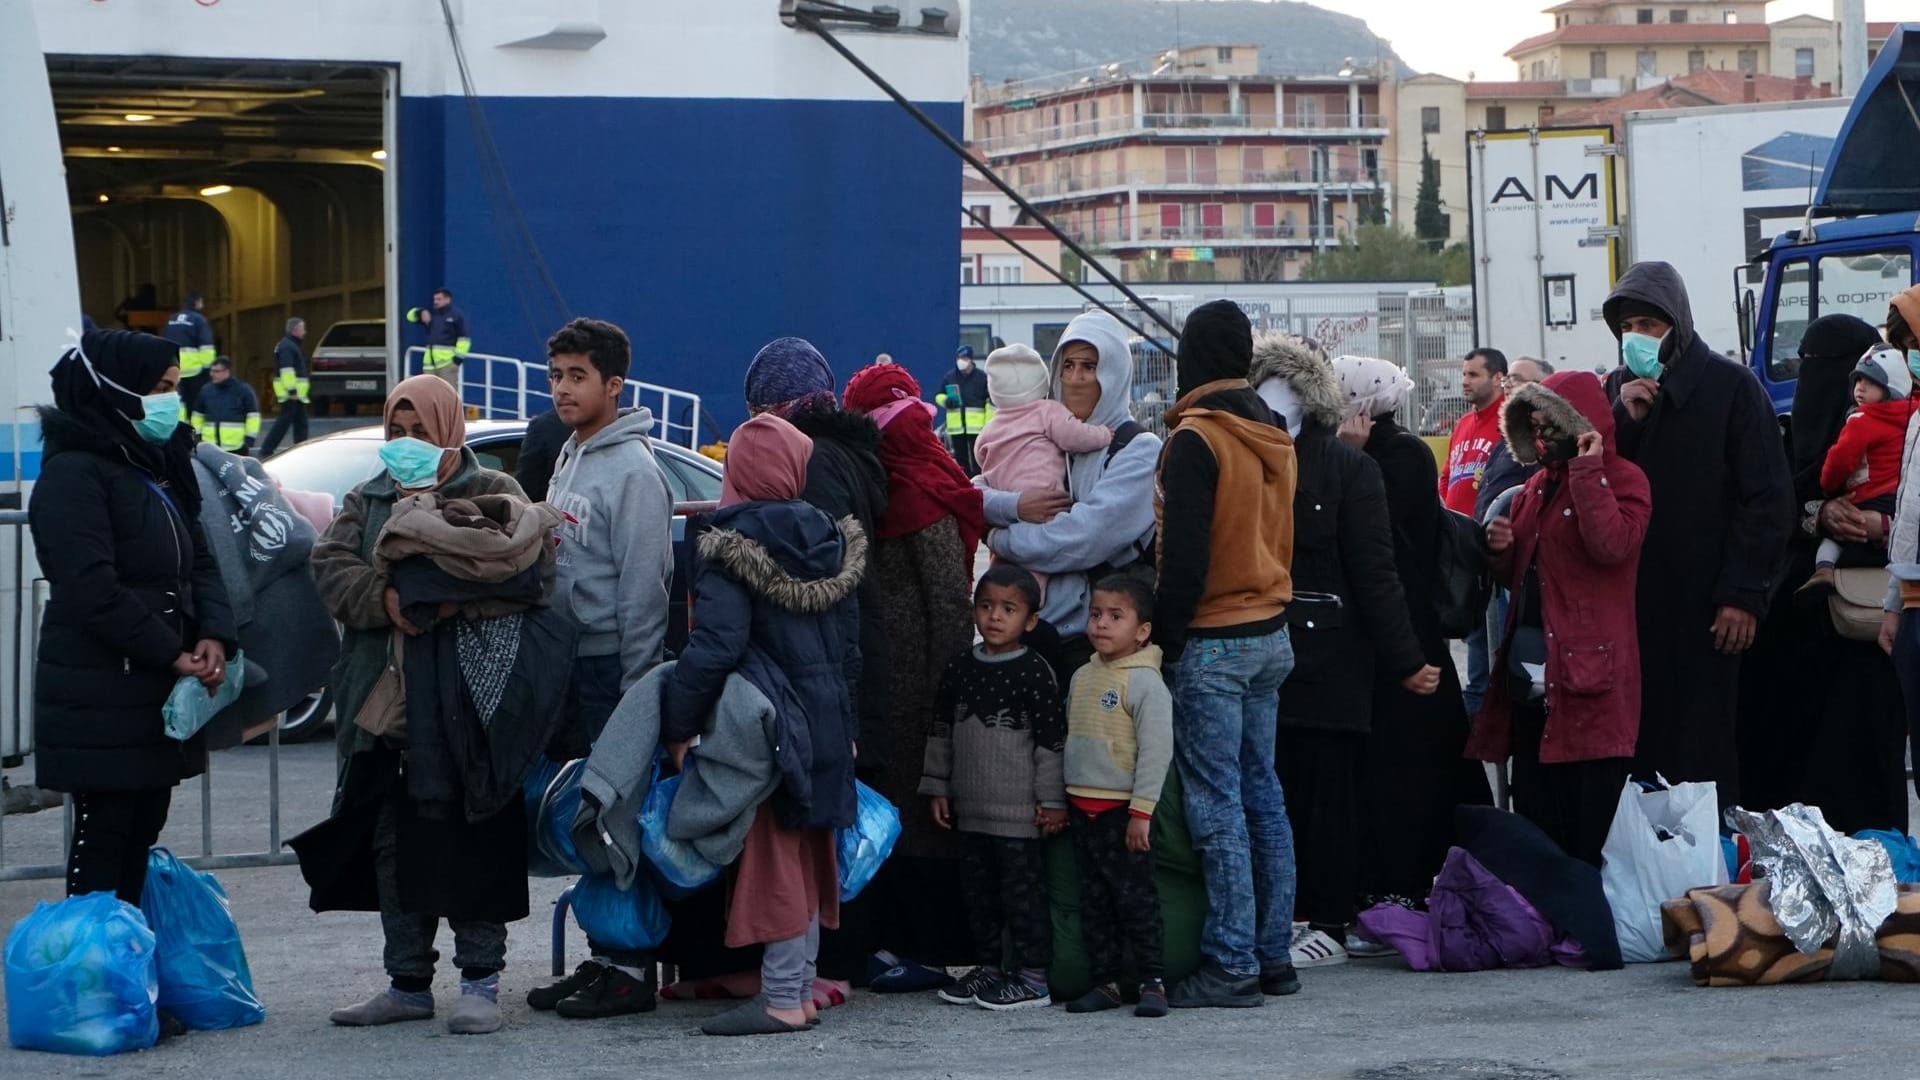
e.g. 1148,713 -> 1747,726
343,379 -> 379,392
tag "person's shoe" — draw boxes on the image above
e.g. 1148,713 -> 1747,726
529,960 -> 604,1011
1135,979 -> 1169,1018
1064,982 -> 1124,1014
330,987 -> 434,1026
973,971 -> 1051,1011
1345,931 -> 1398,959
867,951 -> 955,994
937,965 -> 1003,1006
1288,925 -> 1348,969
699,996 -> 808,1037
1169,962 -> 1263,1009
555,965 -> 656,1019
1259,962 -> 1301,997
447,981 -> 503,1035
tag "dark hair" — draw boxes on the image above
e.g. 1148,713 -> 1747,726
433,287 -> 453,299
1465,347 -> 1508,376
975,563 -> 1041,613
1891,307 -> 1916,350
209,354 -> 232,370
1092,573 -> 1155,623
547,317 -> 633,382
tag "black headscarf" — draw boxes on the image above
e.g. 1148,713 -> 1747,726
1788,314 -> 1885,503
46,329 -> 200,516
1175,299 -> 1254,398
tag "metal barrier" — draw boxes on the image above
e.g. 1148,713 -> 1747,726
402,347 -> 704,449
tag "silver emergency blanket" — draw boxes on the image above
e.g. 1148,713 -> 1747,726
1724,803 -> 1897,979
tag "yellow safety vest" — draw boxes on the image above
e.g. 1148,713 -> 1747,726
274,365 -> 311,403
189,410 -> 260,452
407,307 -> 472,371
178,346 -> 216,378
935,393 -> 994,436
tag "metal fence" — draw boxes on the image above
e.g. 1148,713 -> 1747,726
402,347 -> 705,449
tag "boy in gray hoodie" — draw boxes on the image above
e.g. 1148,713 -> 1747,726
527,317 -> 676,1019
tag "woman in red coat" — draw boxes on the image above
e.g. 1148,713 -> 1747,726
1470,370 -> 1652,866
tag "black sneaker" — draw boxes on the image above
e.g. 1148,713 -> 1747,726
1168,962 -> 1263,1009
529,961 -> 604,1012
555,964 -> 656,1019
1135,979 -> 1169,1018
974,971 -> 1051,1011
1259,962 -> 1301,997
937,965 -> 1002,1006
1064,982 -> 1124,1014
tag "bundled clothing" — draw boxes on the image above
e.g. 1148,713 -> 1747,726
976,343 -> 1114,495
1442,396 -> 1505,516
1821,400 -> 1910,507
1606,262 -> 1793,804
1468,373 -> 1651,866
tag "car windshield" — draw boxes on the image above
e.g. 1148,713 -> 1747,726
319,322 -> 385,349
263,438 -> 383,503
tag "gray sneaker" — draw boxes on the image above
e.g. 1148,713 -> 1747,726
330,988 -> 434,1027
446,984 -> 503,1035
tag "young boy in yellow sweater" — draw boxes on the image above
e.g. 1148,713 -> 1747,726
1063,574 -> 1174,1018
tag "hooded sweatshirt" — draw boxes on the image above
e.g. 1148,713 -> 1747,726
547,406 -> 675,689
984,312 -> 1162,634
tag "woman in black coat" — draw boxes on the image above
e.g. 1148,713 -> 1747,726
31,330 -> 235,904
1254,337 -> 1434,950
1332,355 -> 1491,909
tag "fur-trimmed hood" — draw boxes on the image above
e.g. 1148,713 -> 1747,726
697,504 -> 868,614
1500,371 -> 1613,464
1248,332 -> 1342,428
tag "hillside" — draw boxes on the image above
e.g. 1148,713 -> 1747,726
969,0 -> 1412,83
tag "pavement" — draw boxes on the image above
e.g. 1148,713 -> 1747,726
5,739 -> 1918,1078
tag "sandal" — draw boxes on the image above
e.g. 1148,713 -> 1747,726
699,998 -> 809,1037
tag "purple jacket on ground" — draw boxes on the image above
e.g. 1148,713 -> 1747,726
1358,847 -> 1590,972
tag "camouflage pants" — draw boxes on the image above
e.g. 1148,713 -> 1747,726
958,833 -> 1052,970
1072,806 -> 1164,983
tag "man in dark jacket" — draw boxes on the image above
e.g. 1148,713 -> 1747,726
1154,300 -> 1300,1008
1251,334 -> 1432,962
936,345 -> 991,475
516,408 -> 571,502
408,287 -> 471,390
163,290 -> 217,409
189,356 -> 261,455
260,318 -> 311,456
1607,262 -> 1792,804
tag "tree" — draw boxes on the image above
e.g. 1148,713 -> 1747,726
1300,223 -> 1470,286
1358,181 -> 1389,228
1414,136 -> 1448,251
1239,246 -> 1289,282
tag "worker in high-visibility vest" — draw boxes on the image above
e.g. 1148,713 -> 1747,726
261,317 -> 312,457
188,355 -> 261,455
406,286 -> 471,391
163,290 -> 217,410
934,344 -> 993,476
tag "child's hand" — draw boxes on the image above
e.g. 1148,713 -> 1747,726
930,796 -> 952,829
1126,816 -> 1152,853
1036,806 -> 1068,835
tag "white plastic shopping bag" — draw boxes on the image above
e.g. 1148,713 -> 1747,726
1599,776 -> 1727,963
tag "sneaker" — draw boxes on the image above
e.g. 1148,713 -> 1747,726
1134,979 -> 1169,1019
1259,962 -> 1301,997
937,965 -> 1003,1006
1344,932 -> 1398,959
867,951 -> 956,994
555,965 -> 657,1019
1064,982 -> 1124,1014
330,987 -> 434,1026
529,961 -> 604,1012
1168,962 -> 1263,1009
1289,926 -> 1348,969
973,971 -> 1051,1011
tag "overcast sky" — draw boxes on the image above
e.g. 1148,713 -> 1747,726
1274,0 -> 1909,82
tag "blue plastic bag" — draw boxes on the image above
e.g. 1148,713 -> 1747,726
837,780 -> 902,902
4,892 -> 158,1055
1856,829 -> 1920,884
138,849 -> 265,1031
639,770 -> 723,897
526,757 -> 587,878
162,649 -> 249,741
570,874 -> 671,952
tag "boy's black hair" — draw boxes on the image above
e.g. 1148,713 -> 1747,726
547,317 -> 633,383
1465,347 -> 1508,376
975,563 -> 1041,613
433,286 -> 453,299
1091,573 -> 1155,623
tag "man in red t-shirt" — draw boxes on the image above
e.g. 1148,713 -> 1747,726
1441,348 -> 1508,516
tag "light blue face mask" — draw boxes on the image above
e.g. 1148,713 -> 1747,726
379,436 -> 449,489
1908,349 -> 1920,384
133,392 -> 183,443
1621,332 -> 1665,380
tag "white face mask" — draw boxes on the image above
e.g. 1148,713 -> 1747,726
957,357 -> 975,373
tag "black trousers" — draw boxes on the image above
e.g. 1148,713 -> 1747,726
958,832 -> 1051,970
67,788 -> 173,904
1508,700 -> 1629,868
261,399 -> 309,456
1071,807 -> 1163,984
1275,727 -> 1365,930
950,435 -> 979,477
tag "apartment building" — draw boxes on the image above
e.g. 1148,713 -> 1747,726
969,45 -> 1392,282
960,170 -> 1063,285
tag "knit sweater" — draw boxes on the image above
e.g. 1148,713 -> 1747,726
919,645 -> 1067,839
1064,645 -> 1173,819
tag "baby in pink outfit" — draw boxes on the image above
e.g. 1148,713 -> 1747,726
975,344 -> 1113,598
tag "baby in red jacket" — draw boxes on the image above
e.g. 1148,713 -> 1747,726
1804,344 -> 1914,596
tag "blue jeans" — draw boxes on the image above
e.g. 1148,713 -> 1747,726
1464,589 -> 1509,718
1171,627 -> 1297,977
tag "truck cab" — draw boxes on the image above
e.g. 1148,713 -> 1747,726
1742,25 -> 1920,415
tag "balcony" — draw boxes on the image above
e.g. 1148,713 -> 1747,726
1060,217 -> 1343,249
1021,165 -> 1386,202
977,112 -> 1391,157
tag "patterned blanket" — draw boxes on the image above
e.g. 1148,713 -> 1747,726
1660,881 -> 1920,985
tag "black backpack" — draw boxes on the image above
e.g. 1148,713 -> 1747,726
1093,420 -> 1156,582
1433,505 -> 1493,639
